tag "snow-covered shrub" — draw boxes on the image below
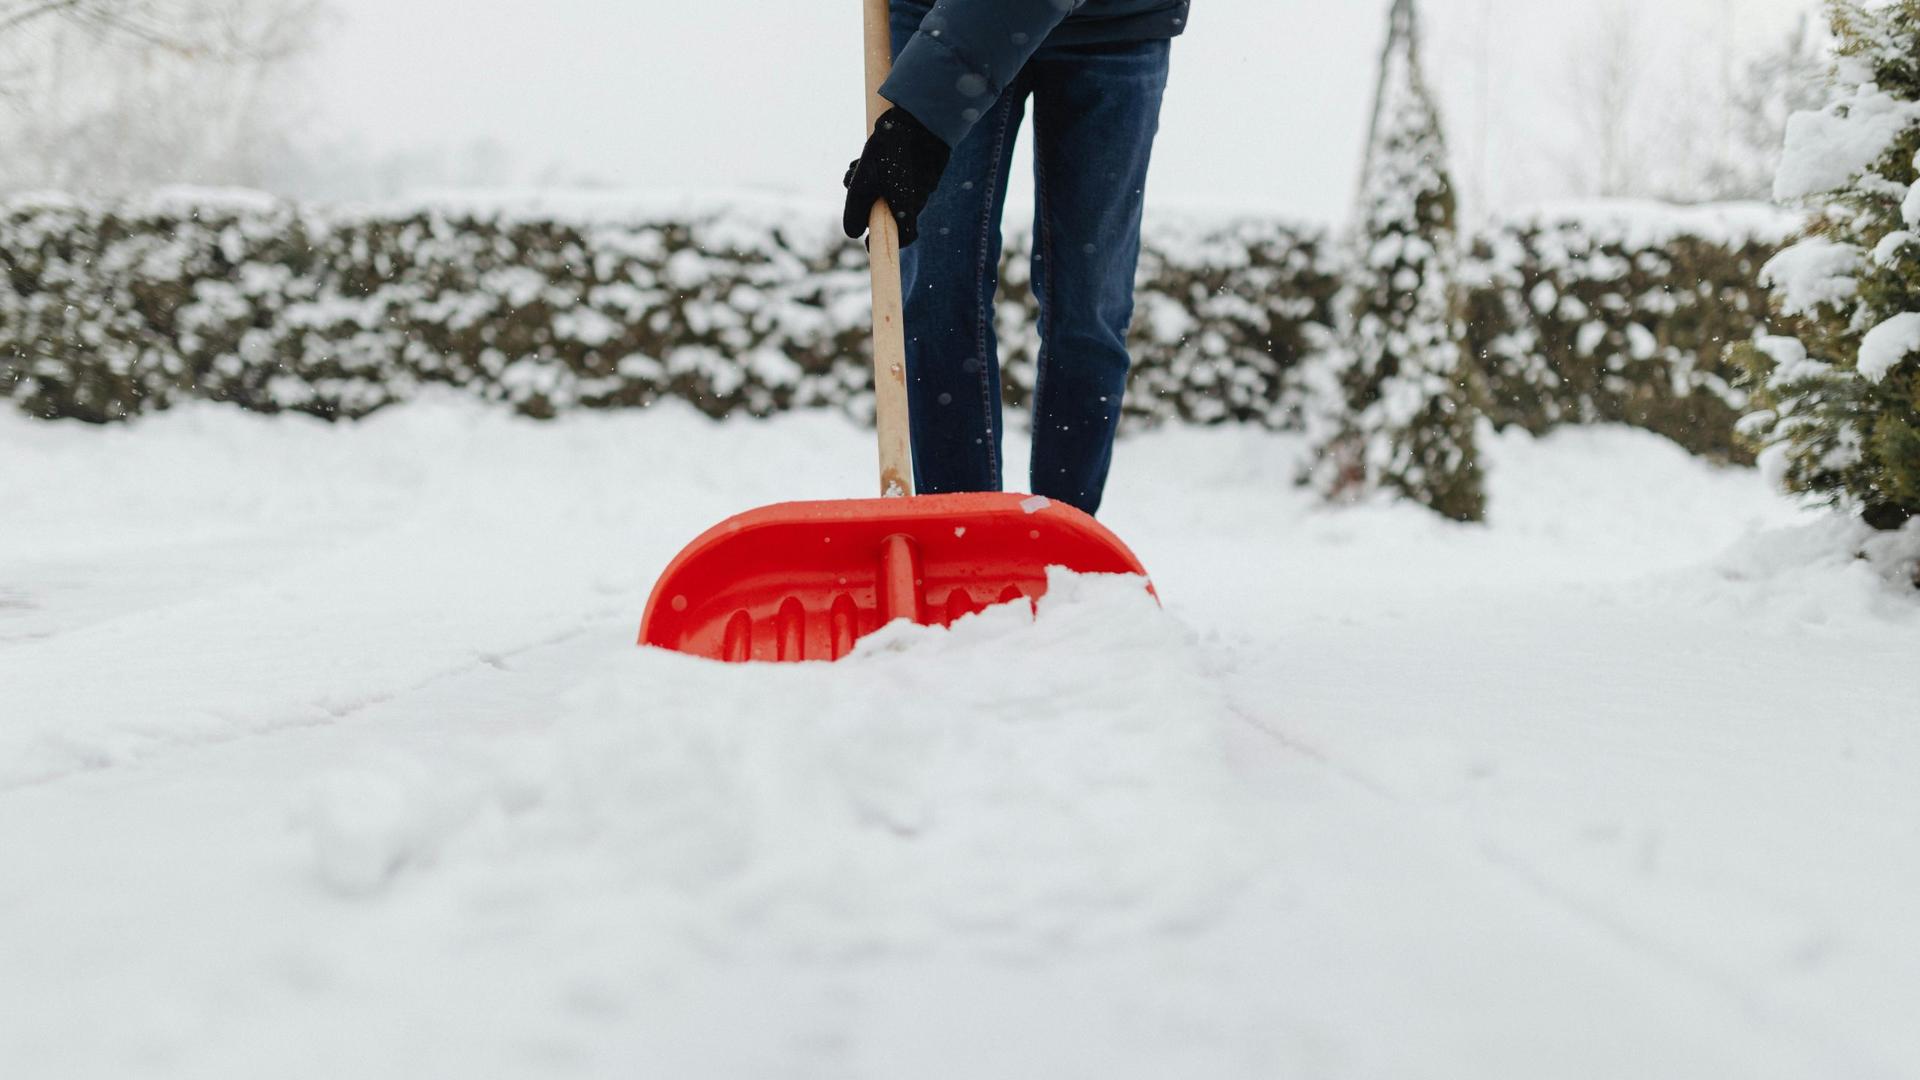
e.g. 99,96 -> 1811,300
1735,0 -> 1920,531
0,185 -> 1802,485
1131,216 -> 1344,428
0,193 -> 878,423
1465,202 -> 1798,463
0,193 -> 1340,429
1317,0 -> 1485,523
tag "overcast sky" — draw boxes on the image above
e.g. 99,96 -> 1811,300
309,0 -> 1819,224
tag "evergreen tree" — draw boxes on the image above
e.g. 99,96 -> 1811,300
1318,0 -> 1485,523
1736,0 -> 1920,531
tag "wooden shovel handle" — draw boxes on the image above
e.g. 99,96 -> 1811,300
864,0 -> 914,498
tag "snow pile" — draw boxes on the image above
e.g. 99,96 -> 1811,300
282,567 -> 1261,961
525,573 -> 1252,951
1708,515 -> 1920,625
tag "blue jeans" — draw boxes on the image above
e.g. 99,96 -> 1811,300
892,24 -> 1171,515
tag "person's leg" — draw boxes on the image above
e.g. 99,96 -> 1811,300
1025,38 -> 1171,514
894,14 -> 1030,496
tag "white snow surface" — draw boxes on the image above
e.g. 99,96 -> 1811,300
4,402 -> 1920,1078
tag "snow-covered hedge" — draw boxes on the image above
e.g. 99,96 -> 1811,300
2,191 -> 1796,466
1041,214 -> 1342,427
0,193 -> 878,424
1463,201 -> 1802,463
0,192 -> 1340,428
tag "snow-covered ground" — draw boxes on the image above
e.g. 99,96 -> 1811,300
3,402 -> 1918,1079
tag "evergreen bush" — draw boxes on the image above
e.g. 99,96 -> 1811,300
1735,0 -> 1920,530
1317,0 -> 1484,523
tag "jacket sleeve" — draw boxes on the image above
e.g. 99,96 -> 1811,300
878,0 -> 1078,148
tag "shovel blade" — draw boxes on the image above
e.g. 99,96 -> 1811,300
639,493 -> 1150,663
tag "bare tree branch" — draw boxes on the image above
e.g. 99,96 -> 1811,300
0,0 -> 296,59
0,0 -> 90,39
65,4 -> 203,55
0,0 -> 329,194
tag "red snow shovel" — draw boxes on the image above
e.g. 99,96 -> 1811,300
637,0 -> 1152,663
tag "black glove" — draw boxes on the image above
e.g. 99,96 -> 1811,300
843,106 -> 951,248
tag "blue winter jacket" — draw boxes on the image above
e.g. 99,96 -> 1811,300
881,0 -> 1189,148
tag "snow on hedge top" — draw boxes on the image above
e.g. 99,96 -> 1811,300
0,185 -> 284,216
0,187 -> 1336,261
384,188 -> 842,230
1775,60 -> 1920,202
1501,199 -> 1803,249
0,187 -> 1797,256
0,187 -> 850,238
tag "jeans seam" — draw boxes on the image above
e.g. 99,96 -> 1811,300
1031,118 -> 1054,478
973,91 -> 1015,490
